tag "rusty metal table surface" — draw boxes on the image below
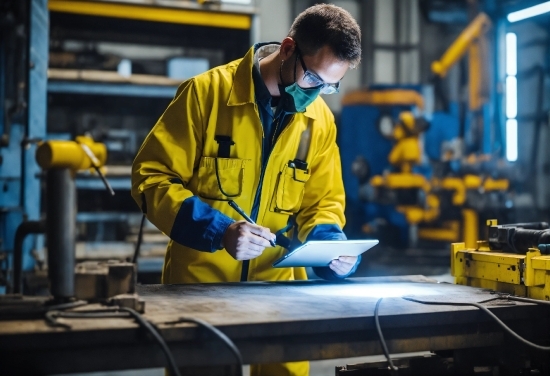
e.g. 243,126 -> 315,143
1,276 -> 549,375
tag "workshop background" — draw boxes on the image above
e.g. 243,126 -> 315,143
0,0 -> 550,375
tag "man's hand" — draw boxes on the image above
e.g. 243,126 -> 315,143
222,221 -> 276,261
329,256 -> 358,276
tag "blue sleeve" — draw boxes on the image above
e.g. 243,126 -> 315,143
307,224 -> 361,280
170,196 -> 234,252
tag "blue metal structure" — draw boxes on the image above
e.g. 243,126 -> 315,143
339,86 -> 421,242
48,82 -> 178,98
0,0 -> 48,293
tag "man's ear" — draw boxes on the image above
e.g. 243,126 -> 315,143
279,37 -> 296,60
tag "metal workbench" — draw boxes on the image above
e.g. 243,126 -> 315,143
1,276 -> 549,375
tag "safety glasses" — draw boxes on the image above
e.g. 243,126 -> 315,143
295,45 -> 340,95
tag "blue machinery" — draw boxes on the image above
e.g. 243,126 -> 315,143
0,0 -> 48,293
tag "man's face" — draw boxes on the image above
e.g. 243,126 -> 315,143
283,44 -> 349,93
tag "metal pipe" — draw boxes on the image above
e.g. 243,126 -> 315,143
12,220 -> 45,294
46,168 -> 75,301
512,229 -> 550,252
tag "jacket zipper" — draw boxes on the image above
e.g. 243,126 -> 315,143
241,113 -> 291,282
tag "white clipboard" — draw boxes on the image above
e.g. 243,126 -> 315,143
272,239 -> 379,268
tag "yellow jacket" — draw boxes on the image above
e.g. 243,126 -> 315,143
131,46 -> 346,284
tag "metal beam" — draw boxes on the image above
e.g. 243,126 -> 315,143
48,0 -> 252,30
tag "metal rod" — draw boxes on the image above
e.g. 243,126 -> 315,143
94,166 -> 115,196
12,220 -> 45,294
46,168 -> 76,301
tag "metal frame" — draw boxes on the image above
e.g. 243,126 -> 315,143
48,81 -> 177,99
48,0 -> 255,30
1,279 -> 549,374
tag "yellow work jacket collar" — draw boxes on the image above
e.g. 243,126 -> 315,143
227,45 -> 318,120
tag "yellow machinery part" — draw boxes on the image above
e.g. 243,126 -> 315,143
370,175 -> 385,187
399,112 -> 415,132
463,174 -> 482,189
385,173 -> 427,189
388,138 -> 422,172
431,13 -> 491,78
397,206 -> 425,225
462,209 -> 478,249
419,221 -> 460,242
48,0 -> 252,30
440,177 -> 466,206
341,89 -> 424,109
423,193 -> 440,222
36,137 -> 107,171
455,276 -> 527,296
483,177 -> 509,191
452,242 -> 550,301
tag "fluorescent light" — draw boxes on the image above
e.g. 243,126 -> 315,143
508,1 -> 550,23
506,33 -> 517,76
506,76 -> 517,119
506,119 -> 518,161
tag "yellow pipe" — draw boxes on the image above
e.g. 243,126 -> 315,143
419,221 -> 460,242
441,177 -> 466,206
36,138 -> 107,171
431,13 -> 491,78
462,209 -> 479,249
342,89 -> 424,109
48,0 -> 251,30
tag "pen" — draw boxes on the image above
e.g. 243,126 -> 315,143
228,200 -> 276,247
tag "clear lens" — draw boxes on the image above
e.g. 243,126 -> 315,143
303,72 -> 323,86
320,85 -> 338,95
303,71 -> 339,94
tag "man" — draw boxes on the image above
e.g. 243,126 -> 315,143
132,4 -> 362,375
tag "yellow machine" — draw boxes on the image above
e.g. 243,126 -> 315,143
360,12 -> 510,249
452,220 -> 550,301
369,111 -> 439,229
431,12 -> 491,114
36,135 -> 107,171
420,167 -> 509,248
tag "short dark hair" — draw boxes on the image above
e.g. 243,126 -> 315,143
288,4 -> 362,68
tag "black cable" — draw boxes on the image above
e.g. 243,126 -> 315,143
43,303 -> 243,375
120,307 -> 182,376
45,307 -> 182,376
164,317 -> 243,376
132,214 -> 146,264
403,297 -> 550,352
374,298 -> 399,373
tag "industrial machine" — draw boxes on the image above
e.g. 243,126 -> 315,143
0,0 -> 258,290
452,219 -> 550,299
8,135 -> 141,307
342,12 -> 512,250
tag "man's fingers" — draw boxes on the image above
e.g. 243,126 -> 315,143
329,261 -> 347,275
338,256 -> 357,265
247,233 -> 273,248
247,224 -> 276,245
330,258 -> 354,275
244,241 -> 265,253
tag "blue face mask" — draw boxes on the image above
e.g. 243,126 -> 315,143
278,54 -> 321,113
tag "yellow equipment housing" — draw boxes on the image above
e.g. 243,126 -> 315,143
36,136 -> 107,171
452,221 -> 550,301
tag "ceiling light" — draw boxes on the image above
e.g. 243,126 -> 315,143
508,1 -> 550,23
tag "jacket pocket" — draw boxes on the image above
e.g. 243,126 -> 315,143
197,156 -> 248,201
271,164 -> 310,214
